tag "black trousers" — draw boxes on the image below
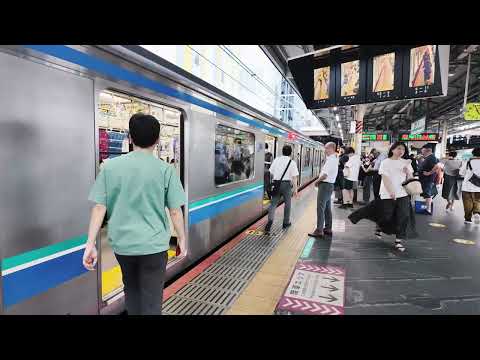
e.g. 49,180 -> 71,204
372,172 -> 382,200
378,197 -> 410,239
115,251 -> 168,315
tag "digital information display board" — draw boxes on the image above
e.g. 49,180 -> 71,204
362,133 -> 390,142
288,45 -> 449,110
399,133 -> 439,142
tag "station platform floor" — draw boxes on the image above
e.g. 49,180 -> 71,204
162,182 -> 480,315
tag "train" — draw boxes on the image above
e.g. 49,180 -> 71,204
0,45 -> 325,314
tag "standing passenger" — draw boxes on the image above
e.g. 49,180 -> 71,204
334,146 -> 349,204
459,147 -> 480,225
265,145 -> 299,233
339,147 -> 361,209
418,143 -> 440,215
308,142 -> 339,238
441,151 -> 462,212
82,113 -> 187,315
376,142 -> 414,252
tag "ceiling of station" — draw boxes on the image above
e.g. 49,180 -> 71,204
263,45 -> 480,141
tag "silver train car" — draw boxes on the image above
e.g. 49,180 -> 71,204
0,45 -> 325,314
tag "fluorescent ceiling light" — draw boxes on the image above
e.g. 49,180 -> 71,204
333,107 -> 338,111
336,115 -> 340,121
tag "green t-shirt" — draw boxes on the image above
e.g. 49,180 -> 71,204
88,151 -> 186,256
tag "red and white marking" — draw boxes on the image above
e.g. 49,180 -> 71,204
277,261 -> 346,315
296,264 -> 345,276
280,297 -> 343,315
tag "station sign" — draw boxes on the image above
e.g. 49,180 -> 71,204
465,103 -> 480,121
399,132 -> 439,141
362,132 -> 390,142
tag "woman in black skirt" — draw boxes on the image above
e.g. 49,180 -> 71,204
441,151 -> 463,212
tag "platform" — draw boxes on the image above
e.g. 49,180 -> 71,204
163,183 -> 480,315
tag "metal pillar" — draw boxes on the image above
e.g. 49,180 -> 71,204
463,53 -> 472,111
440,120 -> 448,157
355,104 -> 367,155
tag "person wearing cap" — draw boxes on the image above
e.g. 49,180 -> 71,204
418,143 -> 440,215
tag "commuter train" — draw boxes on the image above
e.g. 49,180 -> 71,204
0,45 -> 325,314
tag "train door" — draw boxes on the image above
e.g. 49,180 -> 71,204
263,134 -> 276,209
96,90 -> 183,305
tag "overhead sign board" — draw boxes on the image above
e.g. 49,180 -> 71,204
288,45 -> 450,110
411,116 -> 426,134
399,132 -> 439,142
465,103 -> 480,121
362,132 -> 390,142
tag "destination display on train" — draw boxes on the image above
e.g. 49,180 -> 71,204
362,133 -> 390,141
399,133 -> 439,141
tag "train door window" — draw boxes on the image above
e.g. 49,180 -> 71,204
264,134 -> 276,203
97,90 -> 183,302
215,124 -> 255,185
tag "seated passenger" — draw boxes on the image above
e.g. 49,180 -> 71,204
83,113 -> 187,315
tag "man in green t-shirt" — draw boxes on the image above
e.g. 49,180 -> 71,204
83,113 -> 186,315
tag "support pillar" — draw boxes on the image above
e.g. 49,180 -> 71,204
440,120 -> 448,157
354,104 -> 367,155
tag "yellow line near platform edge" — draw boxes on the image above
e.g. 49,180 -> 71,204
101,250 -> 177,298
452,239 -> 476,245
429,223 -> 447,228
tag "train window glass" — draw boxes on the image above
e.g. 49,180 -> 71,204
263,135 -> 276,203
215,124 -> 255,185
97,90 -> 183,301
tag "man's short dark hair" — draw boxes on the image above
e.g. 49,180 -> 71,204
282,145 -> 292,156
129,113 -> 160,148
448,151 -> 457,158
422,143 -> 435,151
344,146 -> 355,155
472,147 -> 480,157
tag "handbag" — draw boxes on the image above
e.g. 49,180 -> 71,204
467,160 -> 480,187
269,160 -> 292,197
402,177 -> 423,196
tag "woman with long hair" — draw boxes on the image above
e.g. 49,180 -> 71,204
376,142 -> 414,251
441,151 -> 463,212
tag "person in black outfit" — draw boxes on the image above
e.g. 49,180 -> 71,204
334,146 -> 349,204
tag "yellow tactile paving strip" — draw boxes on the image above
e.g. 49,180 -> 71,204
225,194 -> 318,315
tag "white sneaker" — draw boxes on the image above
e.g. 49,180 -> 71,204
473,214 -> 480,224
465,220 -> 473,225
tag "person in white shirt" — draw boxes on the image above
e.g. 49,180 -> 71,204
372,150 -> 387,200
376,142 -> 414,252
308,142 -> 339,238
459,147 -> 480,225
339,147 -> 361,209
264,145 -> 300,233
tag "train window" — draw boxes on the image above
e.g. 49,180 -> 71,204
215,124 -> 255,185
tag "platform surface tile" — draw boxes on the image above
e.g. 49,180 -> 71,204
228,187 -> 480,315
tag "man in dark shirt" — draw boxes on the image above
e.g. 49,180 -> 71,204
418,143 -> 439,214
334,146 -> 349,204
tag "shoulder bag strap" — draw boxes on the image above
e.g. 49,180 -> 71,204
279,160 -> 292,182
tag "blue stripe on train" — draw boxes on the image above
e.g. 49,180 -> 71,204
24,45 -> 286,137
189,187 -> 263,226
2,249 -> 88,308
